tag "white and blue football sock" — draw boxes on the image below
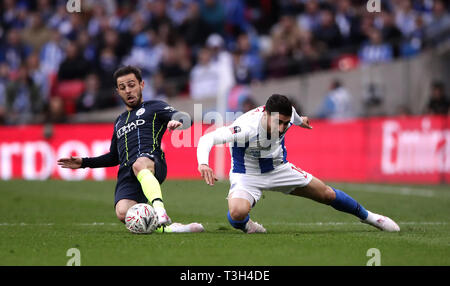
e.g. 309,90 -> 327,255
227,211 -> 250,231
330,187 -> 369,220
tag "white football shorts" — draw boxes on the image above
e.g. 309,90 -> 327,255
228,162 -> 313,206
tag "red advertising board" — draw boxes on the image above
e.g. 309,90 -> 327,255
0,116 -> 449,184
366,116 -> 449,184
283,119 -> 370,183
0,124 -> 118,180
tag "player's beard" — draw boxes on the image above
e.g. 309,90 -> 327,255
123,88 -> 143,109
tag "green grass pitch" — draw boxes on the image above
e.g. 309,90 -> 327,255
0,179 -> 449,266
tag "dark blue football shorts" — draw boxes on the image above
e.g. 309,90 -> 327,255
114,153 -> 167,207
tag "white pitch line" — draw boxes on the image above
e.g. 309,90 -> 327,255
77,222 -> 119,226
0,222 -> 447,226
269,222 -> 448,226
0,223 -> 55,226
0,222 -> 121,226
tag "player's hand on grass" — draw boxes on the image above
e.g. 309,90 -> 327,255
300,116 -> 313,129
198,164 -> 218,186
57,156 -> 82,169
167,120 -> 182,131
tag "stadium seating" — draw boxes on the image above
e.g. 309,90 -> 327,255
53,80 -> 85,114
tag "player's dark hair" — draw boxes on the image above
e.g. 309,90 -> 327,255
113,65 -> 143,88
265,94 -> 292,116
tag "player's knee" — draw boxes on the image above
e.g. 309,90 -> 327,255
116,212 -> 126,223
132,157 -> 154,176
115,206 -> 128,223
322,186 -> 336,204
228,206 -> 249,221
132,158 -> 146,174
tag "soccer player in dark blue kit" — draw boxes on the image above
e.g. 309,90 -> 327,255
58,66 -> 203,233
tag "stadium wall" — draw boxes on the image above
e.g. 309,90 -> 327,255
248,50 -> 448,117
1,115 -> 449,184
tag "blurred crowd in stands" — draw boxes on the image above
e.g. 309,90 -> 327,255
0,0 -> 449,125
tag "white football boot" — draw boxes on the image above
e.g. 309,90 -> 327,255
168,222 -> 205,233
154,207 -> 172,226
244,219 -> 267,234
361,211 -> 400,232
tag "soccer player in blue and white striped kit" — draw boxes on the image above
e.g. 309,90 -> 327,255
197,94 -> 400,233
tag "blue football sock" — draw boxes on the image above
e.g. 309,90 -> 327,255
330,188 -> 369,220
227,211 -> 249,231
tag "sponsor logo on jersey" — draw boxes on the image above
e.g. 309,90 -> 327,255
117,119 -> 145,139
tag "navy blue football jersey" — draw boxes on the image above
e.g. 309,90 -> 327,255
113,100 -> 180,166
81,100 -> 181,169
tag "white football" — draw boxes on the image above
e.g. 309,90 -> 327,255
125,203 -> 159,234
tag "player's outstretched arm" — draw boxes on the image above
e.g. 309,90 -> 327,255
57,140 -> 119,169
57,121 -> 120,170
57,156 -> 82,169
197,126 -> 250,186
197,130 -> 219,186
